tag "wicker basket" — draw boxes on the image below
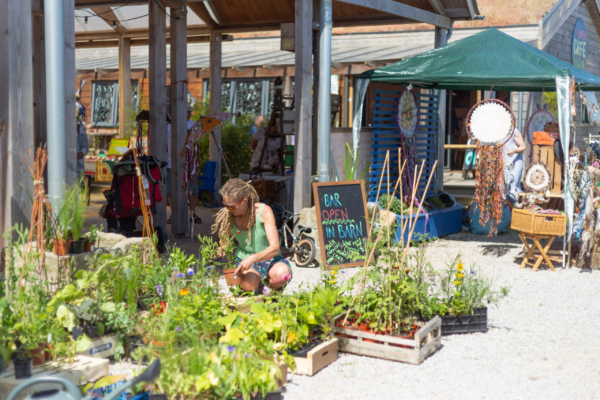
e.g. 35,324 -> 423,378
511,209 -> 566,236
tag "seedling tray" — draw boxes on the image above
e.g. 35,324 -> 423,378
441,307 -> 488,335
333,313 -> 441,365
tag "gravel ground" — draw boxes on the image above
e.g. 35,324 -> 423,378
281,231 -> 600,400
109,230 -> 600,399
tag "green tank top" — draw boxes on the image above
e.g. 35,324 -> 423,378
233,204 -> 279,260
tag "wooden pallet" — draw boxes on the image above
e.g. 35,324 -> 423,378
532,144 -> 562,193
290,338 -> 338,376
0,356 -> 109,400
332,314 -> 442,365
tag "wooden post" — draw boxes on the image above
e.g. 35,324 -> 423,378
118,37 -> 132,138
311,0 -> 320,177
64,0 -> 77,183
434,26 -> 447,190
149,0 -> 167,230
170,6 -> 188,236
0,0 -> 35,242
209,30 -> 222,192
294,0 -> 313,212
32,13 -> 47,149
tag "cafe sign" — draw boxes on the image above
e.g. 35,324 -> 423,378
572,18 -> 587,70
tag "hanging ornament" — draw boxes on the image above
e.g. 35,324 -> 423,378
523,162 -> 552,193
526,110 -> 556,144
395,89 -> 419,201
467,98 -> 515,236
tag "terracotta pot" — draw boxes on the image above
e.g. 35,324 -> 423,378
84,240 -> 94,252
223,268 -> 241,286
44,344 -> 53,361
53,239 -> 72,256
30,344 -> 45,366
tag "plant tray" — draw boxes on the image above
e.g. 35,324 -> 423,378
223,295 -> 265,313
332,313 -> 442,365
441,307 -> 488,335
0,356 -> 109,400
78,333 -> 119,358
289,338 -> 338,376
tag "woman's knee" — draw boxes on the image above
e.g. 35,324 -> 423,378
268,263 -> 292,288
240,270 -> 260,292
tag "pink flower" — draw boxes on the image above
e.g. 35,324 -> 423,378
262,286 -> 272,296
594,161 -> 600,168
281,274 -> 292,282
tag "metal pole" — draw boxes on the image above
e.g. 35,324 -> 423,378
317,0 -> 332,183
45,0 -> 66,208
518,92 -> 523,132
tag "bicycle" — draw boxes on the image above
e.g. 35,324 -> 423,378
274,206 -> 317,268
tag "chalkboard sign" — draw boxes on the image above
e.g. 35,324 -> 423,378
313,180 -> 370,269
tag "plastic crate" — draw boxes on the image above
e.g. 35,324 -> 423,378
441,307 -> 488,335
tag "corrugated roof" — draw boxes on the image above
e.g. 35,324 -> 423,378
75,25 -> 538,71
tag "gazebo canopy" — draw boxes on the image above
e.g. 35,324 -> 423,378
358,28 -> 600,91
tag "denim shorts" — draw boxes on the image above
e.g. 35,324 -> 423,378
234,255 -> 292,281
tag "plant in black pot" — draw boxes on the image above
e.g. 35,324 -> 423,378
85,223 -> 103,252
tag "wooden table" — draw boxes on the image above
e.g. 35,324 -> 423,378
518,232 -> 556,272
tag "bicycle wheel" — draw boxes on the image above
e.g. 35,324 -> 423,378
294,238 -> 316,267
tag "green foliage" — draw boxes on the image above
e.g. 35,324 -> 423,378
426,195 -> 446,210
379,194 -> 416,215
343,143 -> 368,181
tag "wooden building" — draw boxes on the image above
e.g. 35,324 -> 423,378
0,0 -> 481,246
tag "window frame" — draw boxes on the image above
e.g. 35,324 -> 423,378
91,80 -> 139,127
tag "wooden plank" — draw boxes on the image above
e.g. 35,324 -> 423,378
148,0 -> 168,229
0,0 -> 35,244
435,27 -> 447,190
464,0 -> 476,19
32,14 -> 47,149
170,6 -> 189,236
118,37 -> 132,138
539,0 -> 580,49
553,158 -> 563,193
188,2 -> 218,30
209,30 -> 222,193
335,0 -> 451,28
427,0 -> 446,16
64,0 -> 78,184
91,7 -> 128,34
294,0 -> 313,212
0,357 -> 109,400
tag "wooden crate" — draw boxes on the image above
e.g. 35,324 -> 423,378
332,314 -> 442,365
290,338 -> 338,376
0,356 -> 109,400
78,334 -> 119,359
532,144 -> 562,193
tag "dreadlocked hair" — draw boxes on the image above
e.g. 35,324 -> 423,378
211,178 -> 260,244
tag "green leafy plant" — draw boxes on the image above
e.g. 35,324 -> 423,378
343,143 -> 368,181
85,223 -> 103,244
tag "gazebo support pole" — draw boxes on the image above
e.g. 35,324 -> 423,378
148,0 -> 168,230
294,0 -> 313,211
209,30 -> 222,194
44,0 -> 66,208
317,0 -> 332,183
170,5 -> 188,236
434,26 -> 447,190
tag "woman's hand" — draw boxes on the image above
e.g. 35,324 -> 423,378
235,255 -> 257,276
507,149 -> 516,156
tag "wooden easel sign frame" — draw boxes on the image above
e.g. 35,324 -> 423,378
313,180 -> 370,270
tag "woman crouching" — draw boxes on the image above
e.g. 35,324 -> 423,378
212,179 -> 292,294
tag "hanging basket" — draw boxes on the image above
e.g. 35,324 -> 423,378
466,99 -> 515,146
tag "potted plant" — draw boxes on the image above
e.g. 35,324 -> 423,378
53,185 -> 78,256
85,224 -> 102,252
70,182 -> 87,254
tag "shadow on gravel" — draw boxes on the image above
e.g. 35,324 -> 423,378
480,244 -> 519,257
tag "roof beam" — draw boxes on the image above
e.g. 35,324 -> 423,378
75,24 -> 211,40
76,33 -> 232,48
335,0 -> 451,29
188,2 -> 218,30
464,0 -> 475,19
427,0 -> 446,16
91,7 -> 128,34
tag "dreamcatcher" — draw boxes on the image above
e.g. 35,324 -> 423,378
523,162 -> 552,193
395,89 -> 419,201
467,99 -> 515,236
526,109 -> 556,144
